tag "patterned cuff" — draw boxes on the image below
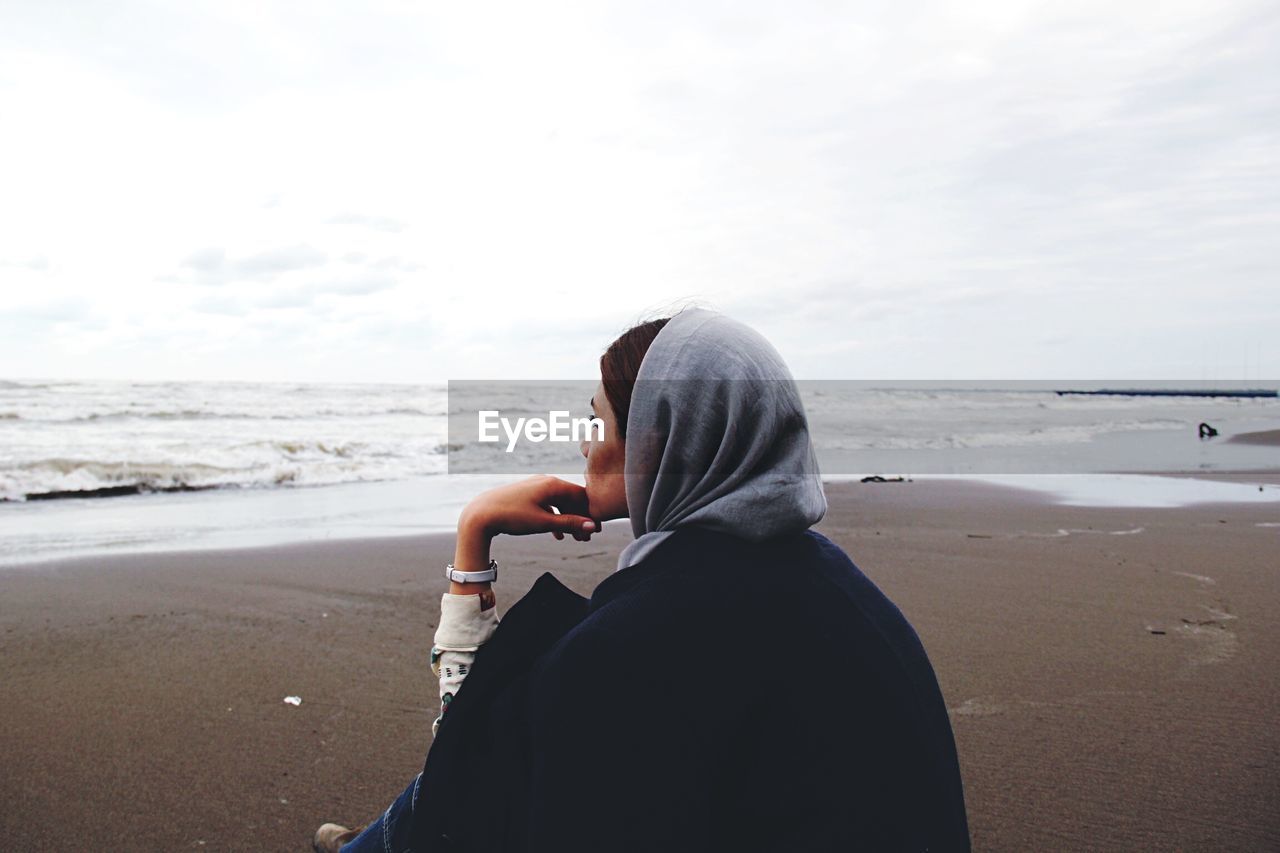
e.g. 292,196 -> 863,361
431,646 -> 475,735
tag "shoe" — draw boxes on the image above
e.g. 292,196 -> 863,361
312,822 -> 366,852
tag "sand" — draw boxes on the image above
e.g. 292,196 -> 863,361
2,478 -> 1279,851
1227,427 -> 1280,446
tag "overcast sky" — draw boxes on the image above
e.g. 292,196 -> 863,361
1,0 -> 1276,382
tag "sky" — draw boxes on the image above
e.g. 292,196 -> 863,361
1,0 -> 1277,382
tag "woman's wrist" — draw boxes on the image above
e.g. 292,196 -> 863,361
451,511 -> 496,604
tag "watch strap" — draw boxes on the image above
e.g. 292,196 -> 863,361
445,559 -> 498,584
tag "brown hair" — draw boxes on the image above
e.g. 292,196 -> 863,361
600,317 -> 671,440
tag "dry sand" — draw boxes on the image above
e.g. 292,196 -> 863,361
2,477 -> 1278,851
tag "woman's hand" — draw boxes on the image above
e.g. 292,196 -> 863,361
451,476 -> 598,598
460,474 -> 599,542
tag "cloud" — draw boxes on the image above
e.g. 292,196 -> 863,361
236,245 -> 328,277
314,274 -> 397,296
369,256 -> 424,272
179,244 -> 328,284
190,293 -> 249,316
2,1 -> 1276,380
197,272 -> 399,312
325,213 -> 407,233
181,247 -> 227,273
0,1 -> 452,113
6,298 -> 91,324
0,255 -> 50,270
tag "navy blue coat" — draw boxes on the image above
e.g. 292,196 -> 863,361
410,526 -> 970,852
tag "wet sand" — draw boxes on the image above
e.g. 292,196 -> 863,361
2,478 -> 1278,850
1228,427 -> 1280,446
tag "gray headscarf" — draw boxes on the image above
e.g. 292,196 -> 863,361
615,308 -> 827,572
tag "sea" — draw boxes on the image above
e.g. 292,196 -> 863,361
2,379 -> 1277,565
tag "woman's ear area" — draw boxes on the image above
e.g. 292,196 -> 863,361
581,380 -> 608,459
594,379 -> 617,433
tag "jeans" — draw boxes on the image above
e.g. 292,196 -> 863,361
340,771 -> 423,853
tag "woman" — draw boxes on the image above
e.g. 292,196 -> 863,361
314,307 -> 970,852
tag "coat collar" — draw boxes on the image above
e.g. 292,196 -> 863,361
585,525 -> 739,612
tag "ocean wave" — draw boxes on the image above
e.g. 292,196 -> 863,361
821,418 -> 1189,451
23,483 -> 219,501
0,407 -> 441,424
0,379 -> 76,390
0,459 -> 239,502
0,435 -> 456,501
248,439 -> 364,458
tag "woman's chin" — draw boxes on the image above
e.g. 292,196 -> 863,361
585,499 -> 625,524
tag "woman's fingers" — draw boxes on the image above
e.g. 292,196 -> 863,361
532,476 -> 596,539
534,475 -> 591,516
550,513 -> 595,538
553,521 -> 598,542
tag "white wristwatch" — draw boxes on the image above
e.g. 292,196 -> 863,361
445,559 -> 498,584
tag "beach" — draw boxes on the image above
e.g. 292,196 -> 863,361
2,476 -> 1279,851
1229,427 -> 1280,446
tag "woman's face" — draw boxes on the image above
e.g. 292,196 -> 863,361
581,378 -> 628,522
